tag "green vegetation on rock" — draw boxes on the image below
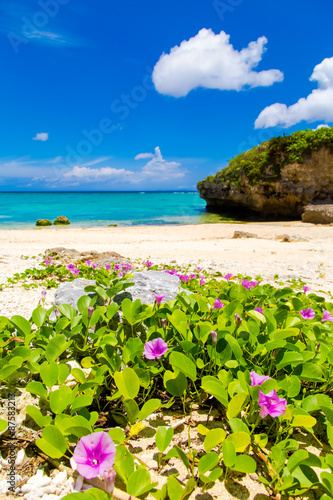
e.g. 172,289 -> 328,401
36,219 -> 52,226
199,126 -> 333,188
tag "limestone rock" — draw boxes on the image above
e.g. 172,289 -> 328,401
54,278 -> 97,309
301,204 -> 333,224
54,215 -> 70,225
198,147 -> 333,219
232,231 -> 258,239
54,271 -> 190,309
36,219 -> 52,226
44,247 -> 131,267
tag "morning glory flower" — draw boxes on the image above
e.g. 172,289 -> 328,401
41,290 -> 47,300
303,285 -> 310,293
258,390 -> 287,418
255,307 -> 263,314
143,338 -> 168,360
200,277 -> 205,286
322,309 -> 333,322
224,273 -> 233,281
72,432 -> 116,480
67,264 -> 75,271
85,260 -> 92,266
234,313 -> 242,325
146,260 -> 153,268
44,259 -> 51,266
300,308 -> 315,320
250,371 -> 270,387
212,298 -> 224,310
152,293 -> 166,307
105,265 -> 111,270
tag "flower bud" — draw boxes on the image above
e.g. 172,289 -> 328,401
210,330 -> 217,343
104,467 -> 116,494
54,308 -> 60,319
41,290 -> 47,300
161,318 -> 167,330
87,307 -> 94,319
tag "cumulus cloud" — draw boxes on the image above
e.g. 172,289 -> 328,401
152,28 -> 283,97
33,132 -> 49,141
255,57 -> 333,128
315,124 -> 330,130
63,166 -> 133,181
135,147 -> 186,180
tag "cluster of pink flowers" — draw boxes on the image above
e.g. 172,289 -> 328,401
44,256 -> 54,266
242,280 -> 259,290
250,371 -> 287,418
66,263 -> 80,277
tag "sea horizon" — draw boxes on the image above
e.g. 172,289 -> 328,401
0,191 -> 237,229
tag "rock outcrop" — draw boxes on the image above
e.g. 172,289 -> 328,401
54,215 -> 70,225
197,128 -> 333,220
44,247 -> 132,267
301,204 -> 333,224
54,271 -> 190,309
36,219 -> 52,226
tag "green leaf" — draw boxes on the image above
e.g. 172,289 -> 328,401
174,445 -> 190,470
50,386 -> 73,414
127,468 -> 155,497
287,450 -> 309,472
114,367 -> 140,399
45,335 -> 71,363
108,427 -> 125,444
222,440 -> 236,468
58,364 -> 70,385
198,451 -> 219,474
114,445 -> 134,484
204,428 -> 226,453
0,364 -> 21,381
71,395 -> 93,413
40,361 -> 59,388
291,415 -> 316,428
10,315 -> 31,336
155,426 -> 174,453
321,471 -> 333,496
138,399 -> 161,421
36,425 -> 67,459
167,476 -> 184,500
57,304 -> 77,320
227,392 -> 249,419
233,454 -> 256,473
164,370 -> 187,397
26,381 -> 48,399
124,399 -> 139,424
226,432 -> 250,453
0,418 -> 8,433
228,417 -> 250,435
169,351 -> 197,381
167,309 -> 189,339
32,308 -> 47,327
201,376 -> 228,406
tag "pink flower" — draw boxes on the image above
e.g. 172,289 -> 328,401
322,309 -> 333,322
114,264 -> 120,271
44,259 -> 51,266
300,308 -> 315,320
92,264 -> 97,270
118,272 -> 123,278
161,318 -> 167,330
67,264 -> 75,271
210,330 -> 217,343
146,260 -> 153,268
54,308 -> 60,319
197,266 -> 202,271
212,298 -> 224,310
258,390 -> 287,418
72,432 -> 116,480
190,274 -> 196,279
105,265 -> 111,270
41,290 -> 47,300
181,275 -> 190,283
224,273 -> 233,281
303,285 -> 310,293
143,338 -> 168,360
250,371 -> 270,387
255,307 -> 263,315
85,260 -> 92,266
234,313 -> 242,325
200,277 -> 205,286
73,268 -> 80,277
88,307 -> 94,319
153,293 -> 166,307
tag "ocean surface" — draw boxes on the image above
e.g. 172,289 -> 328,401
0,192 -> 237,228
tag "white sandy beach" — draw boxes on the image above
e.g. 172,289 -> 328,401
0,220 -> 333,320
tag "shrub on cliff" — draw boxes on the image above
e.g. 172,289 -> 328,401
199,126 -> 333,188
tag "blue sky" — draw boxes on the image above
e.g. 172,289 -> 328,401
1,0 -> 333,191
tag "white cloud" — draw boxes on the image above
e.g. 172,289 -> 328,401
136,147 -> 186,180
33,132 -> 49,142
63,166 -> 132,181
255,57 -> 333,128
315,124 -> 330,130
152,28 -> 283,97
134,152 -> 155,160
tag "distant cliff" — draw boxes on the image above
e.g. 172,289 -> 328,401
197,127 -> 333,219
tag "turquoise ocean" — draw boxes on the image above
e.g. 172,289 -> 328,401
0,192 -> 232,228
